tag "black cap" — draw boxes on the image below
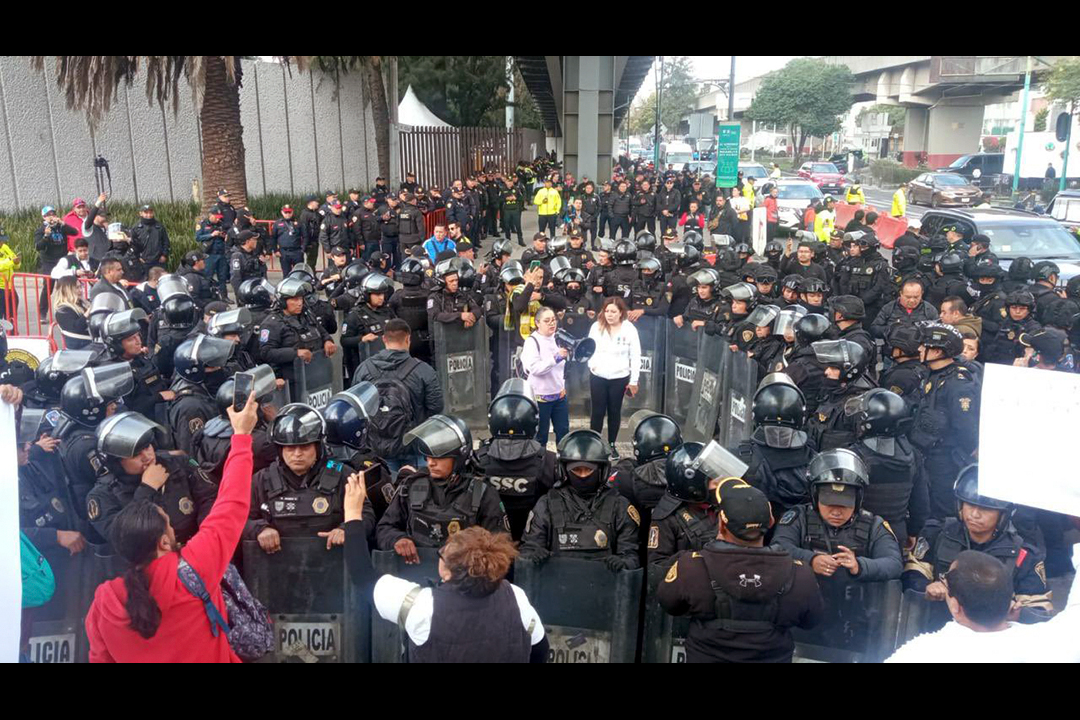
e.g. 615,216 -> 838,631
305,194 -> 318,203
1020,328 -> 1066,362
456,238 -> 474,252
716,480 -> 772,540
330,246 -> 347,257
235,229 -> 256,243
140,204 -> 154,211
217,188 -> 229,196
817,482 -> 858,508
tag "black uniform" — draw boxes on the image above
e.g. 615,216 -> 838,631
832,252 -> 890,328
630,277 -> 669,316
375,470 -> 508,549
259,309 -> 332,391
191,416 -> 277,485
19,446 -> 77,553
648,494 -> 719,569
340,302 -> 395,382
848,436 -> 929,543
130,218 -> 170,273
389,286 -> 432,363
520,485 -> 641,567
86,452 -> 217,547
124,354 -> 170,421
771,504 -> 902,581
427,287 -> 482,329
733,428 -> 816,515
927,271 -> 971,309
271,217 -> 304,275
229,246 -> 267,297
878,359 -> 928,404
473,438 -> 557,541
180,267 -> 217,310
806,376 -> 876,452
318,212 -> 353,253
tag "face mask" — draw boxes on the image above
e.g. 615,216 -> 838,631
565,285 -> 583,301
204,369 -> 228,395
568,469 -> 602,495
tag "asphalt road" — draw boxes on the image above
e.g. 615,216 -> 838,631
861,187 -> 928,223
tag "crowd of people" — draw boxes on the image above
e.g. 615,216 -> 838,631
9,152 -> 1080,664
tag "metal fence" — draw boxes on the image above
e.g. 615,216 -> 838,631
399,126 -> 546,189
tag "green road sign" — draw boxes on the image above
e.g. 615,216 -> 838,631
717,124 -> 741,188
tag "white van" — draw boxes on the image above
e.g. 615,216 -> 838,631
661,141 -> 694,170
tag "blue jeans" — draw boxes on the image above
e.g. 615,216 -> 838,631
205,253 -> 229,296
536,395 -> 569,446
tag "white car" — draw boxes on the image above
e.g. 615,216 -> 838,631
765,179 -> 824,232
738,162 -> 769,182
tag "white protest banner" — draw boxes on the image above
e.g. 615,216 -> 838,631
751,206 -> 768,258
979,363 -> 1080,517
0,401 -> 19,663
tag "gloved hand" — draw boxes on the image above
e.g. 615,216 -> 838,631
523,548 -> 551,566
604,555 -> 630,573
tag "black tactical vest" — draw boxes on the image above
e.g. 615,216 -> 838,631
408,475 -> 486,548
854,438 -> 914,537
933,519 -> 1021,579
547,488 -> 619,556
262,459 -> 346,536
652,494 -> 717,550
476,440 -> 547,511
804,509 -> 875,556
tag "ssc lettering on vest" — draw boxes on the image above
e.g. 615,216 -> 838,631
487,476 -> 530,494
28,633 -> 75,663
447,353 -> 474,374
278,620 -> 340,659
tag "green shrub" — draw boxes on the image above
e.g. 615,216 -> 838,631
869,159 -> 922,186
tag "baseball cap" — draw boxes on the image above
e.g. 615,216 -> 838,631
402,192 -> 416,203
217,188 -> 229,196
208,208 -> 223,217
456,239 -> 474,252
330,246 -> 347,257
140,204 -> 154,212
281,204 -> 294,212
41,205 -> 56,217
72,197 -> 87,208
1020,328 -> 1066,362
305,194 -> 318,203
348,188 -> 360,195
331,200 -> 343,208
817,483 -> 858,508
235,229 -> 256,243
406,170 -> 416,177
715,480 -> 772,540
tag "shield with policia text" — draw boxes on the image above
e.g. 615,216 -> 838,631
683,330 -> 729,444
618,314 -> 666,440
663,322 -> 700,430
294,350 -> 336,411
433,320 -> 490,432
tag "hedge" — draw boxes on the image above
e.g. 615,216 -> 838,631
869,159 -> 923,186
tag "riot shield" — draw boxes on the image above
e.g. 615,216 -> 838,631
558,313 -> 593,421
294,351 -> 335,411
620,315 -> 666,439
896,588 -> 937,651
641,562 -> 692,663
346,337 -> 385,387
494,329 -> 522,390
791,578 -> 902,663
717,349 -> 756,447
513,557 -> 643,663
370,549 -> 442,663
242,538 -> 370,663
432,320 -> 490,433
663,322 -> 701,430
683,332 -> 728,444
24,548 -> 88,663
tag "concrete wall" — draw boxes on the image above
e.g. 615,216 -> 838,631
0,57 -> 379,212
926,104 -> 984,167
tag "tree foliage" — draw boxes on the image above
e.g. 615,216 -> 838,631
857,103 -> 906,128
399,56 -> 506,127
747,59 -> 855,164
1044,56 -> 1080,107
627,56 -> 698,137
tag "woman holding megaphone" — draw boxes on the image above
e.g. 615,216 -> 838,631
520,305 -> 570,445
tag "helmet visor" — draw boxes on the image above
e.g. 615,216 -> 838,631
808,449 -> 868,486
690,440 -> 749,481
774,307 -> 808,336
811,339 -> 855,367
89,292 -> 126,316
333,381 -> 381,421
189,334 -> 236,368
403,415 -> 468,457
82,362 -> 135,401
96,411 -> 165,458
157,274 -> 191,304
495,378 -> 535,404
17,408 -> 48,445
50,349 -> 95,373
208,308 -> 252,337
747,305 -> 779,328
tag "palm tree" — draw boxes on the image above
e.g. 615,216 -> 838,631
31,56 -> 308,212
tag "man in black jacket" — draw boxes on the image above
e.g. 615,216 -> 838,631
35,205 -> 78,316
299,195 -> 322,269
318,200 -> 353,257
609,180 -> 633,240
351,196 -> 382,261
210,188 -> 237,228
870,279 -> 939,340
657,177 -> 682,237
397,192 -> 428,261
129,204 -> 170,278
271,205 -> 304,276
633,179 -> 658,236
80,194 -> 112,264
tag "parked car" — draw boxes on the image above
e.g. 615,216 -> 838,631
739,162 -> 769,183
908,172 -> 983,208
1046,189 -> 1080,236
686,160 -> 715,176
762,179 -> 824,233
919,208 -> 1080,280
796,161 -> 848,195
936,152 -> 1005,188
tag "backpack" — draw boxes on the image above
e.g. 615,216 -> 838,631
20,532 -> 55,609
366,357 -> 422,458
515,335 -> 541,379
178,556 -> 274,662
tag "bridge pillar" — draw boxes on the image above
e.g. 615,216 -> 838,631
903,104 -> 985,168
562,56 -> 615,183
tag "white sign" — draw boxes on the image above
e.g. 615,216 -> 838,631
278,620 -> 340,660
639,355 -> 652,373
0,403 -> 18,663
447,353 -> 474,374
675,362 -> 696,384
751,206 -> 768,258
306,387 -> 332,410
979,363 -> 1080,517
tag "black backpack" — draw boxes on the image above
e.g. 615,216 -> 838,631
366,357 -> 421,458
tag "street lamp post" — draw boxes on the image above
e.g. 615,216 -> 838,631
1012,55 -> 1032,196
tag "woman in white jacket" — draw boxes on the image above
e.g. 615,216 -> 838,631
587,297 -> 640,454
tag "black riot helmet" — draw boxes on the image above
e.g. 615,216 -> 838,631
286,263 -> 317,285
434,257 -> 462,287
937,251 -> 964,275
96,411 -> 165,459
631,410 -> 683,464
917,321 -> 964,358
61,362 -> 134,427
458,258 -> 478,289
664,442 -> 710,503
688,267 -> 721,293
782,274 -> 803,293
954,464 -> 1013,536
1032,260 -> 1060,284
808,449 -> 869,513
499,261 -> 525,286
88,293 -> 126,341
35,349 -> 95,401
675,243 -> 702,269
361,272 -> 394,301
613,239 -> 637,265
765,239 -> 784,261
1007,257 -> 1033,283
811,339 -> 869,382
214,365 -> 279,413
102,308 -> 148,356
323,382 -> 381,449
276,276 -> 313,300
892,245 -> 920,270
162,295 -> 198,328
1005,289 -> 1036,311
489,238 -> 513,260
548,255 -> 572,281
487,378 -> 539,439
752,373 -> 806,429
774,305 -> 808,337
722,282 -> 759,310
636,256 -> 663,281
403,415 -> 474,472
270,403 -> 326,447
828,294 -> 865,321
717,248 -> 741,272
237,278 -> 276,309
174,334 -> 235,385
794,313 -> 832,346
207,307 -> 252,339
556,429 -> 611,480
559,267 -> 587,287
156,274 -> 190,305
886,323 -> 923,357
343,261 -> 371,289
800,277 -> 828,295
850,388 -> 911,439
682,230 -> 704,251
856,231 -> 880,250
635,232 -> 657,254
753,263 -> 779,285
733,242 -> 752,257
399,257 -> 426,287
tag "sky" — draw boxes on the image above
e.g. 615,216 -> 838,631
633,55 -> 803,105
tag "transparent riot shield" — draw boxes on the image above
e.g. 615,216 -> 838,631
683,332 -> 729,444
25,548 -> 88,663
242,539 -> 370,663
294,351 -> 336,411
370,549 -> 442,663
619,315 -> 666,440
792,578 -> 902,663
513,557 -> 643,663
641,562 -> 692,663
663,323 -> 701,430
896,588 -> 937,651
717,349 -> 756,447
432,320 -> 490,433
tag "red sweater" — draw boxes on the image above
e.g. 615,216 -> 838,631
62,209 -> 85,252
85,434 -> 253,663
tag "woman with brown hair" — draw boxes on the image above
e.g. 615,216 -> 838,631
344,472 -> 548,663
587,297 -> 641,454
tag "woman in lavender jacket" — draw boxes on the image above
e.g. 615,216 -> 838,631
520,306 -> 569,445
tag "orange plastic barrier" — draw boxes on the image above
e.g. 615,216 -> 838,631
3,273 -> 55,338
871,215 -> 908,250
834,202 -> 863,230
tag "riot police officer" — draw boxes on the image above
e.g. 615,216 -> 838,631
86,411 -> 218,547
259,277 -> 336,399
878,323 -> 929,403
341,272 -> 396,383
245,403 -> 375,553
678,268 -> 727,334
229,230 -> 267,299
602,239 -> 639,301
828,294 -> 878,377
428,257 -> 482,330
557,268 -> 594,337
889,245 -> 931,299
805,339 -> 875,451
102,308 -> 172,420
321,382 -> 395,519
284,264 -> 338,335
191,366 -> 279,485
565,230 -> 594,270
21,349 -> 94,411
473,379 -> 557,540
845,389 -> 928,546
968,263 -> 1008,349
832,231 -> 889,330
148,275 -> 199,378
207,307 -> 257,372
629,256 -> 669,318
718,281 -> 759,341
1029,261 -> 1060,323
798,276 -> 829,315
18,409 -> 85,558
784,313 -> 834,413
271,204 -> 304,276
519,429 -> 641,569
236,277 -> 276,364
903,464 -> 1051,626
927,251 -> 971,309
178,251 -> 218,310
733,374 -> 816,516
376,415 -> 508,558
168,334 -> 235,456
908,322 -> 979,520
612,411 -> 684,524
771,449 -> 901,581
983,290 -> 1042,365
389,257 -> 432,364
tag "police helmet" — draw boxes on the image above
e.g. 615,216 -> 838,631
96,411 -> 165,459
162,295 -> 199,327
972,254 -> 1001,273
1032,261 -> 1060,283
343,261 -> 371,289
753,264 -> 779,284
61,363 -> 134,426
857,231 -> 880,249
885,323 -> 922,356
214,365 -> 278,413
774,306 -> 808,337
752,373 -> 806,429
676,244 -> 702,269
631,411 -> 682,464
556,429 -> 611,480
207,307 -> 252,339
102,309 -> 148,356
488,378 -> 539,439
850,388 -> 910,439
722,282 -> 758,309
361,272 -> 394,300
747,304 -> 779,328
490,238 -> 513,259
688,268 -> 721,292
916,321 -> 964,358
808,449 -> 869,511
782,274 -> 804,293
499,261 -> 525,286
637,256 -> 663,279
664,442 -> 710,503
156,274 -> 191,305
182,250 -> 205,268
403,414 -> 473,471
954,464 -> 1013,534
613,240 -> 637,266
682,231 -> 704,251
937,251 -> 964,275
548,255 -> 572,281
286,263 -> 317,285
1005,290 -> 1036,311
811,339 -> 869,382
765,239 -> 785,259
458,258 -> 478,289
174,334 -> 235,385
717,249 -> 741,272
559,267 -> 587,286
323,382 -> 381,449
1007,257 -> 1034,283
271,403 -> 326,446
276,276 -> 313,299
711,234 -> 734,250
634,232 -> 657,253
828,294 -> 865,321
597,237 -> 617,254
35,350 -> 95,402
734,243 -> 752,256
794,313 -> 833,346
892,245 -> 920,270
238,278 -> 276,309
399,257 -> 426,287
800,277 -> 828,295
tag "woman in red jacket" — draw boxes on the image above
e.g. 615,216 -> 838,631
85,393 -> 259,663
